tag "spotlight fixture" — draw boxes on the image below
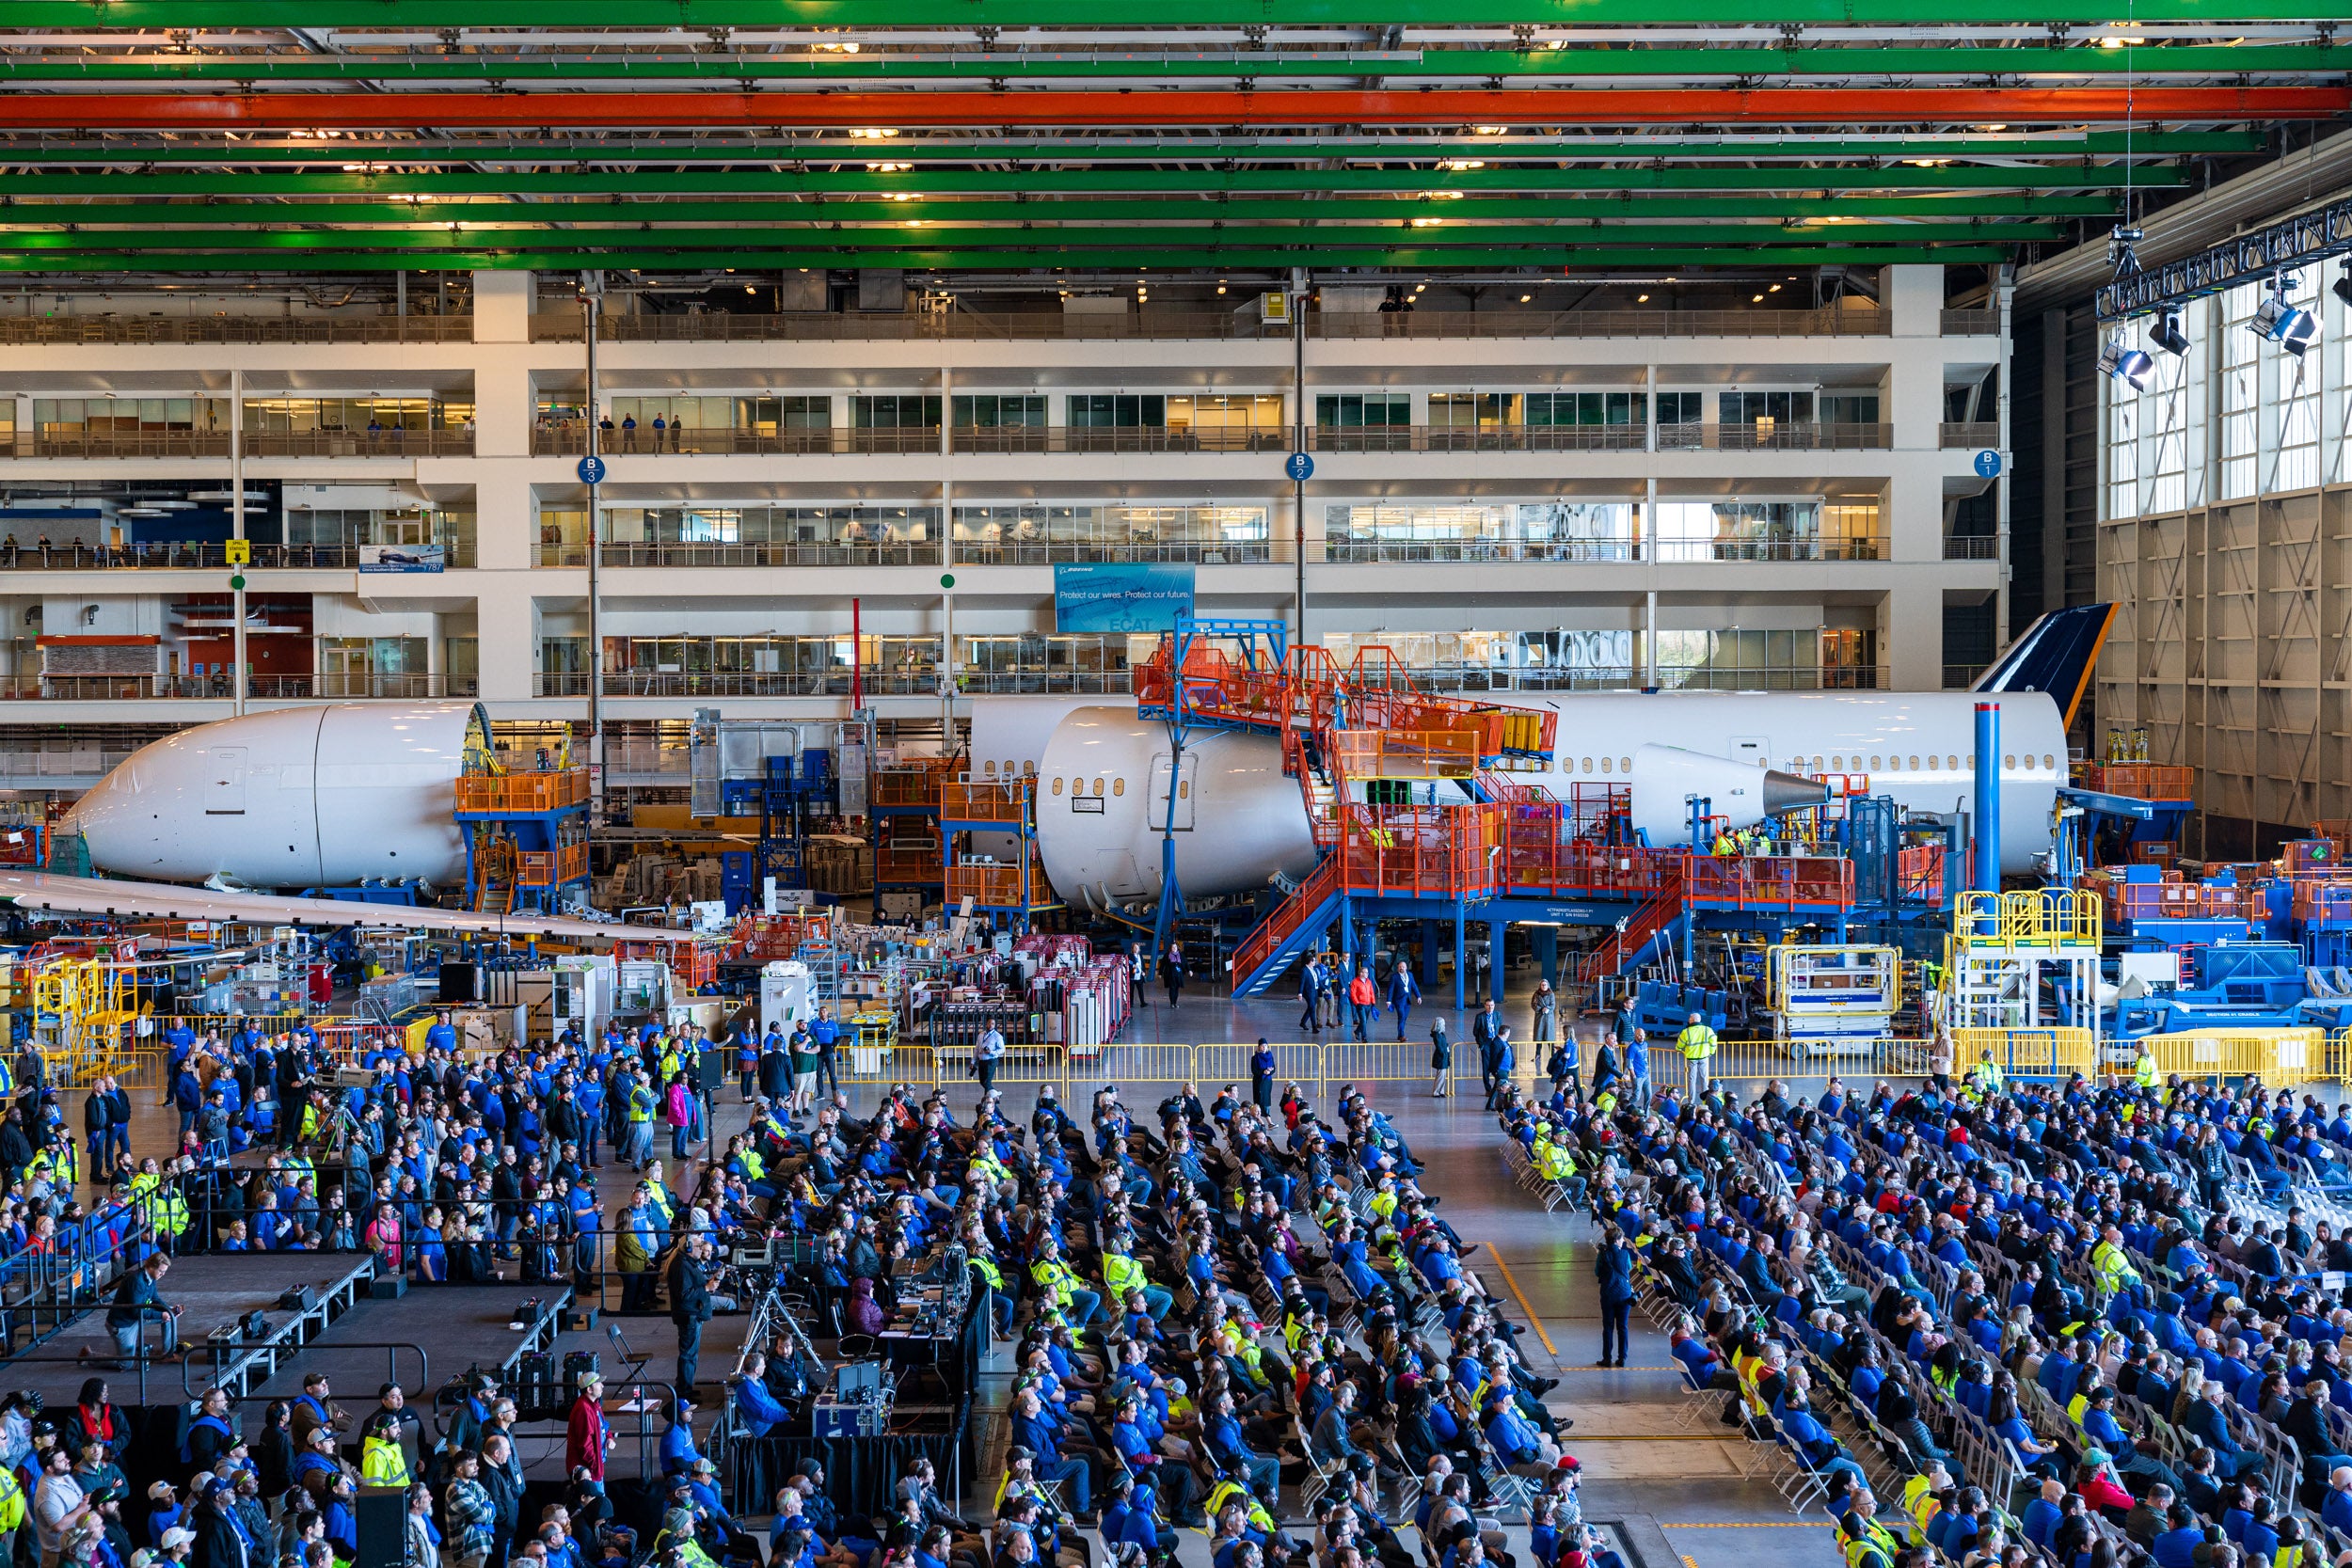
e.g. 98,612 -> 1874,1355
2149,310 -> 2190,357
2333,269 -> 2352,310
2250,277 -> 2317,357
2097,332 -> 2153,391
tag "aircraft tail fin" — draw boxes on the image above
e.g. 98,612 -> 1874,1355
1969,603 -> 2117,729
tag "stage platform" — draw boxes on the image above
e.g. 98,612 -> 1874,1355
250,1282 -> 568,1412
0,1254 -> 370,1409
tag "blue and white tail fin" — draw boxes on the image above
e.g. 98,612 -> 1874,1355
1970,604 -> 2117,729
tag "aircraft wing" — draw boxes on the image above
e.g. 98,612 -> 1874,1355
0,870 -> 689,943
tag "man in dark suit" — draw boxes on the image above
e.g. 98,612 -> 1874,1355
1472,1000 -> 1505,1101
668,1232 -> 715,1403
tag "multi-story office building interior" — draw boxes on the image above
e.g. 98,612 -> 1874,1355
0,13 -> 2338,849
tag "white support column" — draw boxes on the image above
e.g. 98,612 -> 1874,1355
472,270 -> 533,343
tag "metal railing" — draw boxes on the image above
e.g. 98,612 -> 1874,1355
532,541 -> 943,568
531,426 -> 938,456
1943,662 -> 1989,689
1939,309 -> 2000,336
0,542 -> 477,570
530,304 -> 1892,343
546,540 -> 1268,568
0,315 -> 473,346
1940,421 -> 2000,449
1942,534 -> 1999,560
1323,536 -> 1887,563
2,673 -> 476,701
0,431 -> 471,459
538,667 -> 1131,698
1312,420 -> 1893,452
952,425 -> 1289,454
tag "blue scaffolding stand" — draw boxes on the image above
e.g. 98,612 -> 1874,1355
453,768 -> 593,915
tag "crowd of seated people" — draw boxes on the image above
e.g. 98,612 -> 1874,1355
1496,1054 -> 2352,1568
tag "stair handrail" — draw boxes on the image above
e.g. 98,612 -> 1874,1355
1233,852 -> 1343,987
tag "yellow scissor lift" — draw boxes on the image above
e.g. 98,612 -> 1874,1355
1936,888 -> 2104,1081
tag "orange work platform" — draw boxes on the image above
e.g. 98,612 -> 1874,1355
454,768 -> 590,815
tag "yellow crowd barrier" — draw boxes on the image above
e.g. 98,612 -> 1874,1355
1953,1026 -> 2100,1081
2143,1027 -> 2324,1083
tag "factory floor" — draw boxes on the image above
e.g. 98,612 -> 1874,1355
74,973 -> 1837,1568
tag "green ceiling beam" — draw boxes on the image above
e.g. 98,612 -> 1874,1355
0,195 -> 2114,223
8,43 -> 2345,79
0,130 -> 2255,163
0,220 -> 2057,250
0,245 -> 2011,273
0,165 -> 2183,198
0,1 -> 2322,24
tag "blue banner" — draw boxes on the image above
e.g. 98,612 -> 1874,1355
1053,562 -> 1196,634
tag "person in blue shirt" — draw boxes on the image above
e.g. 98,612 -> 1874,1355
1008,1390 -> 1089,1516
2151,1504 -> 2203,1568
2323,1467 -> 2352,1539
729,1354 -> 792,1439
2016,1478 -> 2064,1550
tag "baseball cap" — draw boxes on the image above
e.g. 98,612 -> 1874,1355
161,1530 -> 196,1551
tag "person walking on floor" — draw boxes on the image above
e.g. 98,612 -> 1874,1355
1297,956 -> 1326,1035
1531,979 -> 1558,1053
1676,1010 -> 1719,1099
1347,964 -> 1377,1043
1429,1018 -> 1454,1098
974,1022 -> 1005,1096
1249,1038 -> 1276,1114
1594,1222 -> 1635,1369
1388,958 -> 1421,1040
1159,941 -> 1186,1007
1472,999 -> 1504,1101
1486,1024 -> 1517,1110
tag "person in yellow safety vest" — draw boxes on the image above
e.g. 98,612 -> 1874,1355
967,1244 -> 1013,1338
358,1412 -> 410,1487
1676,1011 -> 1719,1097
1968,1052 -> 2005,1103
1711,832 -> 1737,858
1101,1244 -> 1172,1323
1029,1243 -> 1100,1327
1202,1477 -> 1278,1536
2090,1225 -> 2142,1303
153,1182 -> 189,1249
1837,1491 -> 1899,1568
0,1452 -> 24,1556
1899,1464 -> 1949,1545
2133,1041 -> 2160,1091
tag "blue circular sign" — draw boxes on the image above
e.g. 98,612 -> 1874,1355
577,454 -> 608,484
1285,452 -> 1314,483
1973,449 -> 2003,479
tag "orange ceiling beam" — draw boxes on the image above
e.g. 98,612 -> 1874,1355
0,85 -> 2338,129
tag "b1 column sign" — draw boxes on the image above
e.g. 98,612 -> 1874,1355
1053,562 -> 1197,635
1973,450 -> 2003,479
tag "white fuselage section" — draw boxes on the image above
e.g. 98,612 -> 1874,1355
65,704 -> 473,888
979,689 -> 2070,907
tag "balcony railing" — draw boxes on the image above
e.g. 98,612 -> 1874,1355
1323,536 -> 1887,564
1312,424 -> 1647,453
1656,421 -> 1892,451
535,668 -> 1134,698
1944,663 -> 1990,689
1943,534 -> 2000,561
532,426 -> 938,457
532,305 -> 1891,342
533,541 -> 943,568
4,673 -> 477,701
1940,422 -> 2000,449
951,426 -> 1289,455
0,431 -> 471,459
1939,309 -> 2000,336
0,315 -> 473,346
0,542 -> 477,570
1402,664 -> 1883,693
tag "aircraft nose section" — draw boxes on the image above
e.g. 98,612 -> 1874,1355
1762,770 -> 1833,816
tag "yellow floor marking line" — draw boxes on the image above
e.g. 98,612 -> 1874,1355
1486,1246 -> 1558,1356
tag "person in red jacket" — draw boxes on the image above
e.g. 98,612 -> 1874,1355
565,1373 -> 612,1509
